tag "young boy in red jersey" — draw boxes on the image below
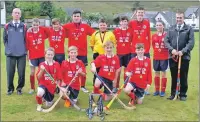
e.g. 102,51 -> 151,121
129,7 -> 151,59
35,47 -> 62,112
152,20 -> 168,97
91,41 -> 120,101
26,18 -> 48,94
60,46 -> 86,107
47,18 -> 66,64
63,10 -> 95,93
124,43 -> 152,106
113,16 -> 133,93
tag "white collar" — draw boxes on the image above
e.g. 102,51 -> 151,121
177,23 -> 184,30
12,20 -> 20,24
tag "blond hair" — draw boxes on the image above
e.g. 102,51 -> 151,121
135,43 -> 144,49
32,18 -> 40,24
103,40 -> 114,48
45,47 -> 55,54
52,18 -> 60,25
68,46 -> 78,52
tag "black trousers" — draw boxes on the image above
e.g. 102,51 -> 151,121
169,58 -> 190,97
6,56 -> 26,92
93,53 -> 100,85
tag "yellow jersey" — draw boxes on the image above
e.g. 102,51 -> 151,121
90,30 -> 116,54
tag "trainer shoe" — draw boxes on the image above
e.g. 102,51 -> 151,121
128,99 -> 135,106
112,88 -> 118,94
7,90 -> 13,95
160,92 -> 165,97
36,104 -> 43,112
145,91 -> 150,95
28,89 -> 35,94
180,96 -> 187,101
64,99 -> 71,108
72,98 -> 78,103
17,90 -> 23,95
153,91 -> 160,96
46,101 -> 54,107
81,87 -> 89,93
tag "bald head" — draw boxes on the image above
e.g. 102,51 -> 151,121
12,8 -> 21,21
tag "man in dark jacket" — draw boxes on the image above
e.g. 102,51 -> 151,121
3,8 -> 27,95
164,10 -> 194,101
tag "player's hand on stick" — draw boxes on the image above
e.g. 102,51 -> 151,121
125,72 -> 132,77
40,65 -> 45,71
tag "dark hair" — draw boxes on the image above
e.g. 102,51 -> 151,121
72,10 -> 82,16
156,20 -> 165,27
119,16 -> 129,21
32,18 -> 40,23
136,7 -> 145,11
98,18 -> 107,24
176,9 -> 184,15
135,43 -> 144,49
51,18 -> 60,25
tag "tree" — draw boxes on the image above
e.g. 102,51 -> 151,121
82,12 -> 103,26
40,1 -> 54,19
5,1 -> 16,22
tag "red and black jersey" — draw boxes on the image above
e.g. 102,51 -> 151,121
92,54 -> 120,81
62,23 -> 95,56
113,27 -> 133,55
61,60 -> 86,90
37,61 -> 62,94
129,19 -> 151,54
126,56 -> 152,89
152,32 -> 169,60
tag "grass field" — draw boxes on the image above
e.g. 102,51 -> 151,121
1,30 -> 199,121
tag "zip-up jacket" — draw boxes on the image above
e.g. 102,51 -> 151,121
3,21 -> 27,56
164,23 -> 194,60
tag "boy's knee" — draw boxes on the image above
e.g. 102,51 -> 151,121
37,87 -> 45,97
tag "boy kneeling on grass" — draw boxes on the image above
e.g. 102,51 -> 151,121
36,47 -> 62,112
60,46 -> 86,107
124,43 -> 152,106
91,41 -> 120,101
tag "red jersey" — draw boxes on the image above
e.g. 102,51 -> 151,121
126,56 -> 152,89
152,32 -> 169,60
113,28 -> 133,55
37,61 -> 62,94
61,60 -> 86,90
26,26 -> 48,59
92,55 -> 120,81
62,23 -> 95,56
129,19 -> 151,54
47,27 -> 66,54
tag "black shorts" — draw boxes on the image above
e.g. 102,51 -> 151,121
131,53 -> 150,59
54,54 -> 65,64
153,59 -> 168,71
118,53 -> 131,67
129,82 -> 145,99
99,77 -> 113,94
77,56 -> 88,66
63,86 -> 80,99
29,57 -> 45,67
39,85 -> 54,102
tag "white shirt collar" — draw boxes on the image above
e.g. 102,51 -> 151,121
12,20 -> 20,24
177,23 -> 184,30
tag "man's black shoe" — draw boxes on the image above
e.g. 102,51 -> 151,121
180,96 -> 187,101
7,91 -> 13,95
167,95 -> 175,100
17,90 -> 23,95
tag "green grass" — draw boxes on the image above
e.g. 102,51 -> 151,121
1,29 -> 199,121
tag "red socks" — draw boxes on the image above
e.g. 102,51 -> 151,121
30,75 -> 35,90
93,86 -> 105,100
36,96 -> 42,104
128,92 -> 135,100
161,78 -> 167,92
81,76 -> 86,87
154,77 -> 160,92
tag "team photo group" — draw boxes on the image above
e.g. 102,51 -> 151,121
3,5 -> 194,116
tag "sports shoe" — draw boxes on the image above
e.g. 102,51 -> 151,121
29,89 -> 35,94
81,87 -> 89,93
112,88 -> 118,93
64,99 -> 71,108
160,92 -> 165,97
128,99 -> 135,106
36,104 -> 43,112
153,91 -> 160,96
145,91 -> 150,95
17,90 -> 23,95
45,101 -> 54,107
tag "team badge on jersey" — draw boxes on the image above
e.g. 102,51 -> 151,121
54,68 -> 56,73
144,62 -> 148,67
59,31 -> 62,35
143,25 -> 146,29
76,65 -> 79,70
127,32 -> 130,36
81,28 -> 84,32
39,34 -> 42,37
112,60 -> 116,64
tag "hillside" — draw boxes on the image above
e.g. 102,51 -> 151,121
54,1 -> 200,16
